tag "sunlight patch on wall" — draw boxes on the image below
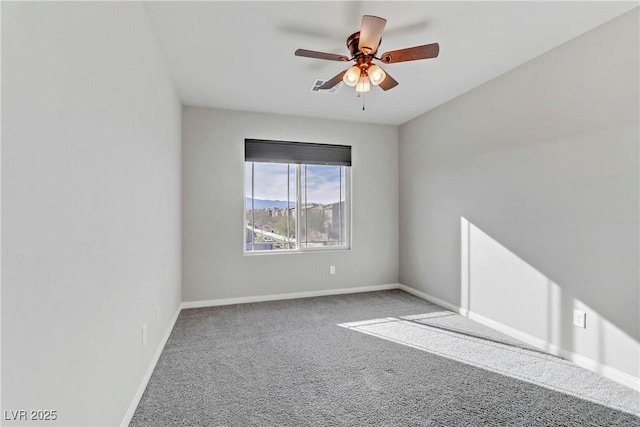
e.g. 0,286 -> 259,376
460,216 -> 639,381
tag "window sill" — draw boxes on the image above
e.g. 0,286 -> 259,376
243,247 -> 350,256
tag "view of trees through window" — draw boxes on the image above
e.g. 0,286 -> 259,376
245,162 -> 348,252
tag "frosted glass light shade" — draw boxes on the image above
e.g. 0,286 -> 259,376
343,66 -> 361,87
355,75 -> 371,93
359,15 -> 387,54
368,64 -> 386,86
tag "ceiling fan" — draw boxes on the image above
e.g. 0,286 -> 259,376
295,15 -> 440,93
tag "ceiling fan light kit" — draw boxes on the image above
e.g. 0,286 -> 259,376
343,66 -> 361,86
295,15 -> 440,106
368,64 -> 386,86
356,75 -> 371,93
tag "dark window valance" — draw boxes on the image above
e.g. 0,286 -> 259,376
245,139 -> 351,166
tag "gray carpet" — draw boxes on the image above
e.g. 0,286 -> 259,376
131,290 -> 640,426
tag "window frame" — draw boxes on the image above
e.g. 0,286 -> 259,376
243,161 -> 351,255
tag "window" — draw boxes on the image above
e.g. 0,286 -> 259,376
245,139 -> 351,253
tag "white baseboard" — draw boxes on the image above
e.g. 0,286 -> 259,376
181,283 -> 401,309
465,310 -> 549,349
399,284 -> 640,392
398,284 -> 468,316
558,347 -> 640,391
121,305 -> 182,427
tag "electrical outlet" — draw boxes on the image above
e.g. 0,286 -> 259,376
330,266 -> 336,275
573,310 -> 586,328
142,324 -> 148,348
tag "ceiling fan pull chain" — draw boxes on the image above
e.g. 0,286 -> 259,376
362,92 -> 365,111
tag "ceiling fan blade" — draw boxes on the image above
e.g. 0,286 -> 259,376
380,43 -> 440,64
295,49 -> 349,62
358,15 -> 386,54
378,70 -> 398,91
319,70 -> 348,90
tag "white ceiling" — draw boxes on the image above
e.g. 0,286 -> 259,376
144,1 -> 637,125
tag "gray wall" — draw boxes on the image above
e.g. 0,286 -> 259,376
399,10 -> 639,378
1,3 -> 182,425
182,107 -> 399,302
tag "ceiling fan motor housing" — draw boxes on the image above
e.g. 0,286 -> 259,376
347,32 -> 381,57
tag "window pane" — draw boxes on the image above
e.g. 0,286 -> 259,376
245,162 -> 296,251
300,165 -> 347,248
